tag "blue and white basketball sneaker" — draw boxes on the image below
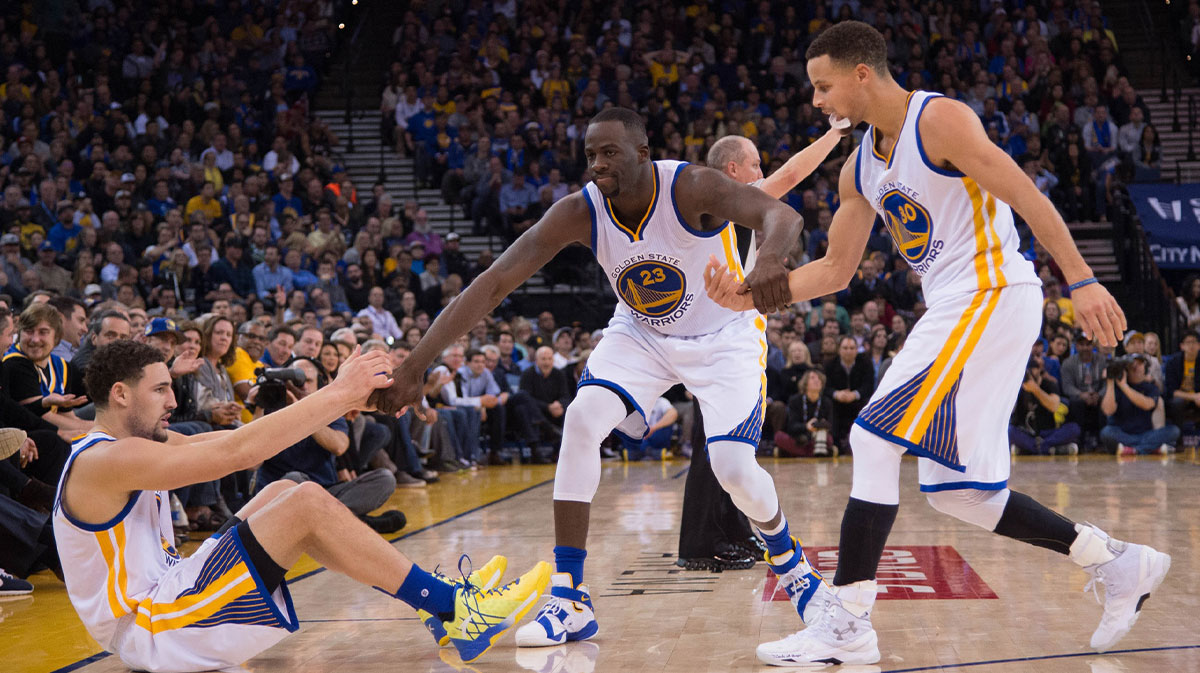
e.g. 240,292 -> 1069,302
766,536 -> 830,624
514,573 -> 599,647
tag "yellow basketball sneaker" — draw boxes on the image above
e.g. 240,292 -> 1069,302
450,561 -> 552,663
419,555 -> 508,646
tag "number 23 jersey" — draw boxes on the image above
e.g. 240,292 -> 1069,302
583,160 -> 755,337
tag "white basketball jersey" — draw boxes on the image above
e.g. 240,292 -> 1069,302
53,430 -> 183,650
584,160 -> 754,337
854,90 -> 1039,306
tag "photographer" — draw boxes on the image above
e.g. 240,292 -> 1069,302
254,357 -> 406,533
775,370 -> 835,457
1099,355 -> 1180,455
1008,355 -> 1080,455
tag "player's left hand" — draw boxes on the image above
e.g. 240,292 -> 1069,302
742,254 -> 792,315
1072,282 -> 1125,348
704,255 -> 754,312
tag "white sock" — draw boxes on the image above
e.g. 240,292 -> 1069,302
1069,524 -> 1119,567
835,580 -> 877,618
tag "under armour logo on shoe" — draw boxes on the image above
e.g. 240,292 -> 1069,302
832,623 -> 858,641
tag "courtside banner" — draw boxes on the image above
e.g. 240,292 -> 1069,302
1128,183 -> 1200,269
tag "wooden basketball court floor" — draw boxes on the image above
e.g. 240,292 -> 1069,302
7,453 -> 1200,673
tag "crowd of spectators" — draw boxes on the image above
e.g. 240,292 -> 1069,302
3,0 -> 1198,591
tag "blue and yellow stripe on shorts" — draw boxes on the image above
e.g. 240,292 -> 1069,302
855,178 -> 1006,470
706,228 -> 768,448
128,526 -> 296,634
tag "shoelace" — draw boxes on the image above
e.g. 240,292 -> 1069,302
1083,567 -> 1119,606
0,568 -> 14,581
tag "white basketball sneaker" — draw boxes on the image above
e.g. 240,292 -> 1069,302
514,641 -> 600,673
1076,526 -> 1171,652
515,573 -> 598,647
757,580 -> 881,667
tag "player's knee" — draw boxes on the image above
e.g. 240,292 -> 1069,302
925,488 -> 1010,530
289,480 -> 336,512
260,478 -> 298,500
708,445 -> 755,491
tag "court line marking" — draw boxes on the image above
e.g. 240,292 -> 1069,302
672,466 -> 689,479
879,643 -> 1200,672
47,477 -> 555,673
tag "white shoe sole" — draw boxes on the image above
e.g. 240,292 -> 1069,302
756,632 -> 880,667
1091,549 -> 1171,652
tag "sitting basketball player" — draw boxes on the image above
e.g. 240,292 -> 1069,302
54,341 -> 548,672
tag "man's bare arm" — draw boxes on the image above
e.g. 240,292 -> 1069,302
759,130 -> 843,200
66,349 -> 394,497
705,154 -> 874,311
784,153 -> 876,302
405,194 -> 590,373
681,166 -> 802,313
920,98 -> 1125,347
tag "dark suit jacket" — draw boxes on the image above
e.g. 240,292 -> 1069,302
824,355 -> 875,403
1163,353 -> 1200,400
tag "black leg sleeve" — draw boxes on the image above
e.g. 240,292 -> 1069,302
992,490 -> 1078,555
833,497 -> 899,586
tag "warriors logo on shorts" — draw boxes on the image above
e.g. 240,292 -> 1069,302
881,190 -> 934,263
617,259 -> 687,318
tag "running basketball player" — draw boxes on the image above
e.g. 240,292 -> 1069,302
705,21 -> 1170,667
373,107 -> 829,649
54,341 -> 549,672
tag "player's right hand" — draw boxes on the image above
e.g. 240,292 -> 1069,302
332,346 -> 396,411
704,255 -> 754,312
368,361 -> 424,417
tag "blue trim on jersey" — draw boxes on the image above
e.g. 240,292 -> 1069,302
55,435 -> 143,532
919,480 -> 1008,493
583,190 -> 598,253
707,434 -> 760,448
853,417 -> 967,472
854,142 -> 864,195
915,95 -> 966,178
222,525 -> 299,631
669,162 -> 726,238
577,370 -> 647,428
603,161 -> 659,243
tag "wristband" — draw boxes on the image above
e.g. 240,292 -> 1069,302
1068,277 -> 1098,292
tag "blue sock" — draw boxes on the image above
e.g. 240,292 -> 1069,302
761,520 -> 793,557
387,564 -> 456,616
554,545 -> 587,587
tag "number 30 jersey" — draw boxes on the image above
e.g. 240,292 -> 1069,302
583,160 -> 756,337
854,90 -> 1039,306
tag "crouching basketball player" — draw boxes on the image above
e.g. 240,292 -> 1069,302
54,341 -> 548,671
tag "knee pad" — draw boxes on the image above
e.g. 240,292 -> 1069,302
707,440 -> 778,522
848,423 -> 904,506
552,386 -> 630,503
925,488 -> 1011,530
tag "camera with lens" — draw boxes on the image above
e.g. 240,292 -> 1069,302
1105,357 -> 1130,382
254,366 -> 306,415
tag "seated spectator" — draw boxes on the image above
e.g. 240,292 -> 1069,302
430,345 -> 484,467
1009,355 -> 1080,455
456,348 -> 512,465
1164,330 -> 1200,430
3,303 -> 91,434
1061,333 -> 1108,450
194,315 -> 243,428
824,336 -> 874,450
775,370 -> 835,458
621,397 -> 678,461
1100,355 -> 1179,455
358,286 -> 403,340
520,346 -> 572,462
255,357 -> 405,533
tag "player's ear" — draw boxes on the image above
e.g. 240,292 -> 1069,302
855,63 -> 872,84
638,143 -> 650,162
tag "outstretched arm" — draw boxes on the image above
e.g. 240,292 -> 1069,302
759,123 -> 849,200
919,97 -> 1125,347
373,194 -> 591,414
706,152 -> 875,311
66,348 -> 395,502
680,166 -> 803,314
